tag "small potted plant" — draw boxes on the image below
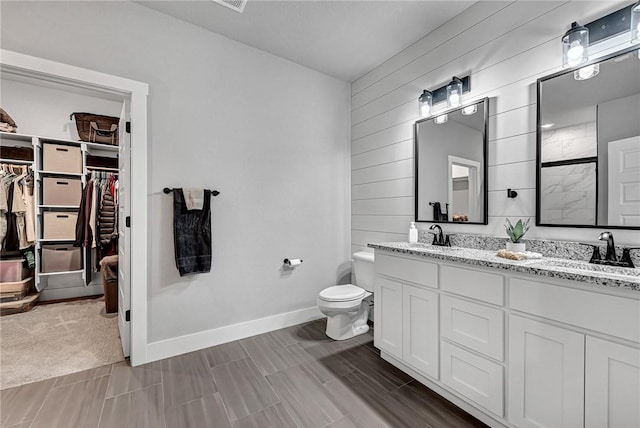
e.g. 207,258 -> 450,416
505,218 -> 530,253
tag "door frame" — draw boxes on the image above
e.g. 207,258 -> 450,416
1,49 -> 149,365
447,155 -> 481,223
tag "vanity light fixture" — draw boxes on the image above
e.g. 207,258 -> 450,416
563,4 -> 639,66
562,22 -> 589,67
446,76 -> 463,107
632,1 -> 640,43
434,114 -> 448,125
418,90 -> 433,118
461,104 -> 477,115
418,76 -> 471,115
574,63 -> 600,80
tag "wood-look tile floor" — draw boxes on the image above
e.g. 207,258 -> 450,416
0,319 -> 488,428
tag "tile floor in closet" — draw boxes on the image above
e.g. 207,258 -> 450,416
0,319 -> 487,428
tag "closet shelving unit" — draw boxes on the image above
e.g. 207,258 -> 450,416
1,130 -> 118,298
0,133 -> 37,313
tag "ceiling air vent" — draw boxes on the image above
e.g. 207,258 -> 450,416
211,0 -> 246,13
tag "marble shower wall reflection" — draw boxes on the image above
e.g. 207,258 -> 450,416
541,163 -> 596,225
540,122 -> 597,225
541,122 -> 597,162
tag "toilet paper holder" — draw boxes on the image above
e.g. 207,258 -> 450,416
283,258 -> 303,266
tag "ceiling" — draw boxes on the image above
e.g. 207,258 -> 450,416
137,1 -> 476,82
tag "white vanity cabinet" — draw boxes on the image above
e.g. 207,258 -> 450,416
375,253 -> 439,379
585,337 -> 640,428
508,315 -> 585,428
402,284 -> 438,378
438,266 -> 505,418
372,247 -> 640,428
374,276 -> 403,359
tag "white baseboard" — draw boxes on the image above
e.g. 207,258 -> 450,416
145,306 -> 324,363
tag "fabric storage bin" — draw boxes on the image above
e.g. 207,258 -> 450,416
42,143 -> 82,173
0,277 -> 33,302
0,259 -> 28,282
41,245 -> 82,273
43,177 -> 82,206
43,211 -> 78,240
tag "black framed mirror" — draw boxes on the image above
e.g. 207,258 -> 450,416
414,98 -> 488,224
537,46 -> 640,229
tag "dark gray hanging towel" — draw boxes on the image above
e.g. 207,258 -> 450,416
173,188 -> 212,276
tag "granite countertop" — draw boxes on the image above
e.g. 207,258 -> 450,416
368,242 -> 640,292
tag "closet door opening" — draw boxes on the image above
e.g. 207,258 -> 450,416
0,56 -> 144,390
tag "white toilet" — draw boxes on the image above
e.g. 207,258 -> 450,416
317,252 -> 374,340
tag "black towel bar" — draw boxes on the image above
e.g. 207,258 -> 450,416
163,187 -> 220,196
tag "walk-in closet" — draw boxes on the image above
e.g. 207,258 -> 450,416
0,58 -> 136,389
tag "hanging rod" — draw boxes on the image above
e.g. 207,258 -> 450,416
0,158 -> 34,165
87,166 -> 119,172
163,187 -> 220,196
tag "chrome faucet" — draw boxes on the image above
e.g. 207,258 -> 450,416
428,224 -> 450,246
598,231 -> 616,262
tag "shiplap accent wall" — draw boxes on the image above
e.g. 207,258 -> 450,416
351,0 -> 640,253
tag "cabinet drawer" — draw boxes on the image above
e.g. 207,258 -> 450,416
441,265 -> 504,305
43,211 -> 78,240
510,277 -> 640,343
42,143 -> 82,173
41,245 -> 82,273
441,295 -> 504,361
441,340 -> 504,417
43,177 -> 82,206
376,253 -> 438,289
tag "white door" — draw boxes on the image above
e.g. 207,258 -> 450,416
585,336 -> 640,428
117,101 -> 131,357
508,315 -> 584,428
402,284 -> 438,378
374,277 -> 403,359
608,136 -> 640,226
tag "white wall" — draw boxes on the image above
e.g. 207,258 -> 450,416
350,0 -> 640,250
1,2 -> 351,350
1,79 -> 123,140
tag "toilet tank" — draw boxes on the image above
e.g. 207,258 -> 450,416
352,251 -> 375,292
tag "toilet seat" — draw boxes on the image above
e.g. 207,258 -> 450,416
318,284 -> 365,302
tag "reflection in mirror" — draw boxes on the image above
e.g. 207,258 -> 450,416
537,47 -> 640,228
415,98 -> 488,224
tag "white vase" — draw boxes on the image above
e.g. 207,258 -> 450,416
506,242 -> 525,253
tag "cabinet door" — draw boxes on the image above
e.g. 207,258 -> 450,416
374,277 -> 403,359
508,315 -> 584,428
585,336 -> 640,428
403,284 -> 438,378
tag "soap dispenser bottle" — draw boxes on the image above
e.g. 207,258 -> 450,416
409,222 -> 418,244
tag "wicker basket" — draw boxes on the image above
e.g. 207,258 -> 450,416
70,112 -> 119,146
